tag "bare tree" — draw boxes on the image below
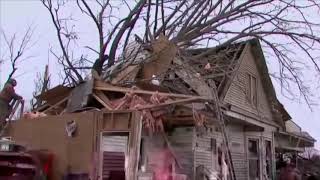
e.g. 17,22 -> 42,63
0,26 -> 35,82
41,0 -> 85,85
39,0 -> 320,105
76,0 -> 147,73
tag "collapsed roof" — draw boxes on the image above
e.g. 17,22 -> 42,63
103,36 -> 245,98
33,37 -> 292,130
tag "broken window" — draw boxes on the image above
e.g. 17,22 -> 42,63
246,73 -> 257,106
265,140 -> 272,180
248,139 -> 260,180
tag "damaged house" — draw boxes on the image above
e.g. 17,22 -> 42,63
2,38 -> 315,180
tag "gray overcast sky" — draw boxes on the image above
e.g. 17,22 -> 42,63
0,0 -> 319,149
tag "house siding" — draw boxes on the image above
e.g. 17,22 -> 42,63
227,124 -> 248,180
194,126 -> 222,180
194,130 -> 217,170
227,124 -> 247,180
224,44 -> 273,123
192,124 -> 249,180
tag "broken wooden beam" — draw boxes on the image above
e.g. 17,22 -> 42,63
97,97 -> 205,114
92,91 -> 113,110
94,80 -> 212,100
136,97 -> 205,110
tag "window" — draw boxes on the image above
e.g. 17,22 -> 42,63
246,73 -> 257,106
265,140 -> 272,180
248,139 -> 260,180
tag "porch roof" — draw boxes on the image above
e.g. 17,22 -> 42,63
275,131 -> 315,151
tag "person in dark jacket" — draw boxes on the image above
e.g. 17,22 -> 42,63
0,79 -> 23,123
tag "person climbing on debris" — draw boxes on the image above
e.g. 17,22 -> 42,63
0,78 -> 23,124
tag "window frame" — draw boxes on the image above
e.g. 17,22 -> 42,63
247,138 -> 261,180
246,72 -> 258,107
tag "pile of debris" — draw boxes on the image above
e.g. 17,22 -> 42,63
20,36 -> 250,180
31,36 -> 245,130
